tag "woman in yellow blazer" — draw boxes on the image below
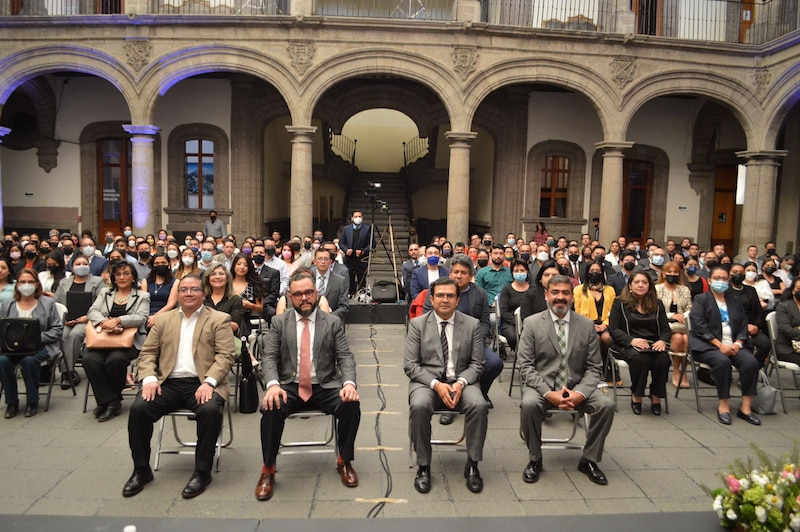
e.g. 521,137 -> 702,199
573,260 -> 616,382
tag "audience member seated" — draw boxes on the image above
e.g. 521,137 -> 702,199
742,261 -> 773,310
250,244 -> 281,322
6,243 -> 24,274
410,245 -> 448,301
142,252 -> 179,329
310,248 -> 349,323
607,250 -> 638,296
773,277 -> 800,368
203,262 -> 243,339
573,260 -> 616,383
54,254 -> 104,389
231,253 -> 267,338
688,265 -> 761,426
16,242 -> 46,275
38,250 -> 69,297
760,258 -> 785,300
84,261 -> 150,422
520,260 -> 560,321
682,257 -> 708,300
728,263 -> 771,367
475,244 -> 513,307
174,247 -> 200,280
0,268 -> 63,419
609,271 -> 671,416
499,258 -> 530,350
0,258 -> 16,303
655,261 -> 692,388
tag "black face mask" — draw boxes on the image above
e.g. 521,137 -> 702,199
730,273 -> 745,285
665,274 -> 681,285
558,265 -> 571,276
252,254 -> 265,265
477,259 -> 489,268
290,242 -> 301,252
766,248 -> 776,256
138,251 -> 151,260
519,253 -> 530,261
706,260 -> 718,269
153,265 -> 170,277
623,261 -> 635,272
303,242 -> 311,250
62,246 -> 74,256
483,240 -> 492,247
210,216 -> 217,222
587,272 -> 604,285
24,250 -> 37,259
764,266 -> 776,275
568,254 -> 579,262
265,246 -> 276,257
47,265 -> 60,273
794,291 -> 800,302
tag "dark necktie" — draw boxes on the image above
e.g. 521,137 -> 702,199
440,321 -> 449,382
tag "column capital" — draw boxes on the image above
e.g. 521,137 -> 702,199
122,124 -> 161,137
735,150 -> 788,161
445,131 -> 478,144
594,141 -> 634,153
286,125 -> 317,137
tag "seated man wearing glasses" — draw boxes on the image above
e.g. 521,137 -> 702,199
123,274 -> 236,499
255,270 -> 360,501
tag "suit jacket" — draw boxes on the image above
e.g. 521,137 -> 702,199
402,258 -> 421,292
67,254 -> 107,276
329,261 -> 349,279
688,291 -> 749,353
607,270 -> 631,296
517,309 -> 604,399
339,224 -> 373,256
255,263 -> 280,310
404,310 -> 484,394
311,267 -> 350,321
410,265 -> 449,301
774,299 -> 800,357
54,275 -> 105,310
260,309 -> 356,389
136,306 -> 235,401
86,286 -> 150,350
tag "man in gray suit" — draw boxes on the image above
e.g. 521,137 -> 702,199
255,270 -> 360,501
405,277 -> 488,494
518,274 -> 614,486
311,247 -> 349,322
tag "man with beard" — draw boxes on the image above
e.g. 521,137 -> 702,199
517,275 -> 614,486
475,243 -> 513,306
255,271 -> 361,501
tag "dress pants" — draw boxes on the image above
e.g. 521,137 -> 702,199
128,377 -> 224,473
750,331 -> 771,367
616,346 -> 671,398
61,323 -> 86,372
82,347 -> 138,406
260,383 -> 361,467
0,349 -> 49,405
520,384 -> 615,463
344,254 -> 366,296
693,346 -> 759,399
408,383 -> 488,466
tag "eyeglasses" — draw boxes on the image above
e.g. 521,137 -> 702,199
289,289 -> 316,299
114,271 -> 133,277
433,293 -> 457,300
315,257 -> 331,262
178,287 -> 203,294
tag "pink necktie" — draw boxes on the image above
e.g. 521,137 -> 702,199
298,318 -> 312,401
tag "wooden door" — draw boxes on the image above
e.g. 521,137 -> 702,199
710,165 -> 737,252
621,159 -> 653,241
97,138 -> 132,237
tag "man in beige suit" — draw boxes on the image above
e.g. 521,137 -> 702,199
123,274 -> 235,499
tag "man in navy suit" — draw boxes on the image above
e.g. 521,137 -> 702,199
310,248 -> 350,322
339,211 -> 372,296
410,245 -> 449,301
68,235 -> 108,276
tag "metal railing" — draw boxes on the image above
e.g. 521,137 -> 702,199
315,0 -> 454,20
149,0 -> 285,14
403,136 -> 429,167
330,130 -> 357,166
482,0 -> 612,32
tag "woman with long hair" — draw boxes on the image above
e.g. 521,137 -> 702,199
573,260 -> 616,383
655,261 -> 692,388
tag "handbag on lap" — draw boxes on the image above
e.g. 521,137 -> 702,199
85,324 -> 136,350
0,318 -> 42,357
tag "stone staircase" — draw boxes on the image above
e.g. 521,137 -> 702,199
346,171 -> 411,285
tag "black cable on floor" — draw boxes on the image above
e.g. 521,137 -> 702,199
366,301 -> 392,518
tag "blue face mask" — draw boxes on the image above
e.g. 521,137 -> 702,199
651,255 -> 665,267
710,280 -> 729,293
201,251 -> 213,262
427,256 -> 440,267
513,272 -> 528,283
686,266 -> 698,275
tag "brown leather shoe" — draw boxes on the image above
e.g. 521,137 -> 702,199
255,471 -> 274,501
337,461 -> 359,487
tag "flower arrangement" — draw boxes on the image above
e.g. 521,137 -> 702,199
705,442 -> 800,531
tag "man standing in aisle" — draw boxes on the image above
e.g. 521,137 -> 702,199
339,211 -> 372,297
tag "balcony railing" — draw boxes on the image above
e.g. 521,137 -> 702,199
1,0 -> 797,46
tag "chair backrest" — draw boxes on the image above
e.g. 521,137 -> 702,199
493,293 -> 502,336
55,302 -> 68,322
514,307 -> 522,335
685,313 -> 692,334
766,311 -> 779,343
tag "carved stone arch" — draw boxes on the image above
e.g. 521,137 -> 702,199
79,121 -> 162,234
524,140 -> 587,240
589,144 -> 669,244
0,77 -> 60,172
163,124 -> 230,234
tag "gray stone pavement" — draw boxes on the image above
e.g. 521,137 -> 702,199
0,324 -> 798,526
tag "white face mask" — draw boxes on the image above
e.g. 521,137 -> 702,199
745,271 -> 758,282
181,256 -> 195,266
353,217 -> 363,226
537,251 -> 550,262
82,246 -> 95,257
167,249 -> 179,259
16,284 -> 36,297
73,265 -> 91,277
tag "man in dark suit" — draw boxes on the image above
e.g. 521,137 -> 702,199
251,243 -> 281,322
405,277 -> 488,494
401,242 -> 422,300
579,245 -> 615,283
607,250 -> 638,296
123,274 -> 236,499
410,244 -> 449,301
255,271 -> 361,501
68,235 -> 108,276
311,247 -> 350,322
323,241 -> 350,279
339,210 -> 372,296
518,274 -> 614,486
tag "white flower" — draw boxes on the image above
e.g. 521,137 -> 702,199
790,513 -> 800,531
769,494 -> 785,510
713,496 -> 724,512
756,505 -> 767,523
727,509 -> 739,521
740,478 -> 751,490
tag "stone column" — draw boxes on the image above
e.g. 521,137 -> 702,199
596,141 -> 633,242
286,125 -> 317,238
735,150 -> 788,258
445,131 -> 477,243
0,126 -> 10,235
122,125 -> 160,236
491,90 -> 527,236
688,163 -> 714,249
231,79 -> 261,240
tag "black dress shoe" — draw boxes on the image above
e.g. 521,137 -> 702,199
93,405 -> 105,418
182,470 -> 212,499
578,458 -> 608,485
122,468 -> 154,497
439,413 -> 455,425
60,373 -> 71,390
98,402 -> 121,422
414,465 -> 431,494
24,403 -> 38,418
737,409 -> 761,426
522,459 -> 542,484
483,395 -> 494,409
464,460 -> 483,493
717,411 -> 732,425
61,371 -> 81,390
650,403 -> 661,416
4,402 -> 19,419
631,400 -> 642,415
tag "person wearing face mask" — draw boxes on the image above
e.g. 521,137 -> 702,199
69,236 -> 108,277
655,262 -> 692,388
727,263 -> 771,367
573,260 -> 617,384
0,269 -> 63,419
55,254 -> 105,389
262,238 -> 290,296
529,244 -> 551,279
776,254 -> 795,287
757,241 -> 777,267
741,261 -> 773,309
607,250 -> 639,296
17,242 -> 46,275
773,277 -> 800,369
481,233 -> 494,250
440,241 -> 455,267
681,258 -> 709,300
38,242 -> 52,261
642,247 -> 667,282
132,241 -> 153,281
38,250 -> 69,297
475,249 -> 490,270
202,210 -> 226,240
409,245 -> 449,301
102,231 -> 116,256
141,252 -> 180,329
339,211 -> 373,297
499,259 -> 531,351
250,244 -> 281,322
689,266 -> 761,426
174,246 -> 200,280
517,243 -> 532,264
759,258 -> 785,299
197,241 -> 217,271
165,242 -> 181,272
